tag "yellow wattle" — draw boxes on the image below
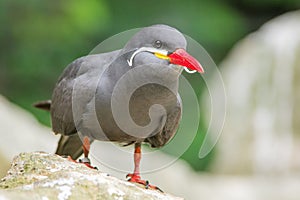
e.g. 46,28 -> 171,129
154,53 -> 170,60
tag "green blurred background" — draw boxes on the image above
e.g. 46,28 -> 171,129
0,0 -> 299,171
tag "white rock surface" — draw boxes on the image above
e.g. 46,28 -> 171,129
0,96 -> 59,160
0,152 -> 182,200
0,95 -> 59,177
204,10 -> 300,175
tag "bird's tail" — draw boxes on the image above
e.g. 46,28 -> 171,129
33,100 -> 51,111
33,100 -> 83,159
33,100 -> 84,159
55,135 -> 84,160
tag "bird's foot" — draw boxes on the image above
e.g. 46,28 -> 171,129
78,157 -> 98,170
67,156 -> 98,170
126,173 -> 163,192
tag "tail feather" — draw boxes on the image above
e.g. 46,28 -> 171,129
34,100 -> 84,159
33,100 -> 51,111
55,135 -> 84,160
34,100 -> 85,160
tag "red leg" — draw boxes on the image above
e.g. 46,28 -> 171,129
126,143 -> 142,181
126,143 -> 163,192
82,136 -> 90,158
68,136 -> 97,169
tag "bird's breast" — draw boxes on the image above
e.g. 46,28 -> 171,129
80,51 -> 180,142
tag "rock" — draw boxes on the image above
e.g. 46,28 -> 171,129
204,10 -> 300,174
0,95 -> 59,178
0,152 -> 183,200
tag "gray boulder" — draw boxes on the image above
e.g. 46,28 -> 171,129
0,152 -> 183,200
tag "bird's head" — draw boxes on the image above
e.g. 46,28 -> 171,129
124,24 -> 204,74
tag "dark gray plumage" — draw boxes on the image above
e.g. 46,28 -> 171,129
35,24 -> 204,189
50,25 -> 189,158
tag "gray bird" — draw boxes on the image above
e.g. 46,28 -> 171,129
34,24 -> 204,190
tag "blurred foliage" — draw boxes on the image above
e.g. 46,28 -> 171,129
0,0 -> 299,171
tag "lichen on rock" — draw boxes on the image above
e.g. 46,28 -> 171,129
0,152 -> 183,200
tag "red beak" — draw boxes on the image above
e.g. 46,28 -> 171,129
168,49 -> 204,73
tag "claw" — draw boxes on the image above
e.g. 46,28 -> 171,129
145,180 -> 149,189
126,173 -> 163,192
79,157 -> 91,164
67,156 -> 97,170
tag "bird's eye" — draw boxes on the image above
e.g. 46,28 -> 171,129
154,40 -> 162,48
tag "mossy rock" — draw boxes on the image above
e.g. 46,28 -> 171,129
0,152 -> 183,200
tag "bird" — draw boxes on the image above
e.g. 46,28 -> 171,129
34,24 -> 204,190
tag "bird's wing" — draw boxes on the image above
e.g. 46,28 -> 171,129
51,57 -> 84,135
51,50 -> 121,135
145,97 -> 182,148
